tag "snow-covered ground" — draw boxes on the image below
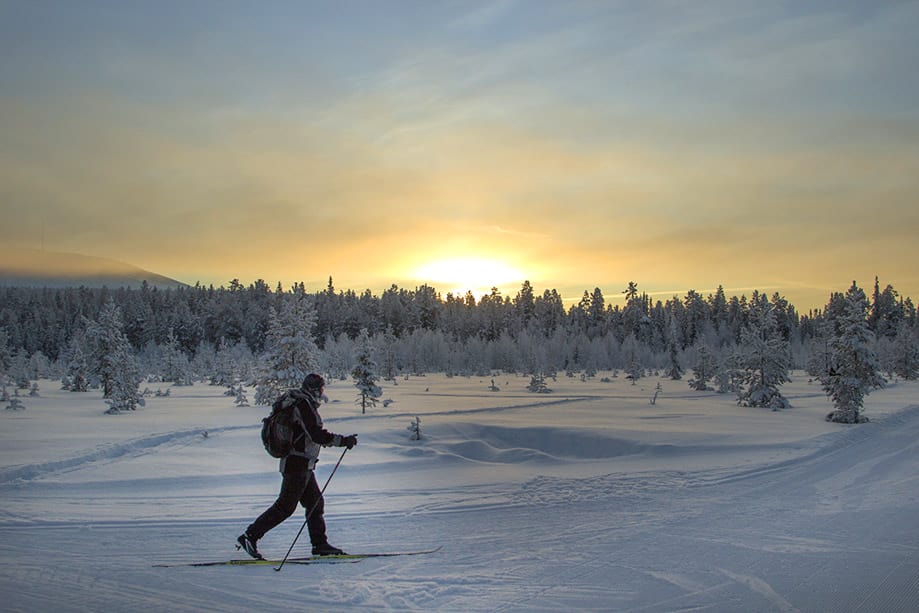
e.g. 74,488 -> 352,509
1,373 -> 917,612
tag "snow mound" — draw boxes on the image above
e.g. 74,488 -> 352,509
435,424 -> 650,462
419,423 -> 778,465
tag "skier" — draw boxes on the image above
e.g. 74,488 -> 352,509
237,373 -> 357,559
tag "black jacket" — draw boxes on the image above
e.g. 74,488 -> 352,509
280,389 -> 343,474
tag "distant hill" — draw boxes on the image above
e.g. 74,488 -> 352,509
0,248 -> 188,289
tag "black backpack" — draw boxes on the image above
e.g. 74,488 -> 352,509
260,391 -> 305,458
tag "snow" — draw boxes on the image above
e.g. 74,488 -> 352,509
2,373 -> 918,611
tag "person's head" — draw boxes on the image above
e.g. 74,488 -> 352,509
301,373 -> 325,394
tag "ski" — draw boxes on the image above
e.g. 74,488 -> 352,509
153,557 -> 358,568
154,546 -> 441,568
300,545 -> 443,560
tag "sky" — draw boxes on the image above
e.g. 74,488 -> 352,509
1,0 -> 918,311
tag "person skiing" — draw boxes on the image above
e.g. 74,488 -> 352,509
237,373 -> 357,559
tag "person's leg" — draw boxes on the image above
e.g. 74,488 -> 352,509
300,470 -> 328,547
246,471 -> 308,540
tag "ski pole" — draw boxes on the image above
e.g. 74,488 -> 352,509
275,446 -> 349,572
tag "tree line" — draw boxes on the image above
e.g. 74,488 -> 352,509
1,276 -> 917,421
1,276 -> 915,362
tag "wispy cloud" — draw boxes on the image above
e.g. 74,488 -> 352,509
1,1 -> 917,307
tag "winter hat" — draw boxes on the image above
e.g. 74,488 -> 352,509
301,373 -> 325,392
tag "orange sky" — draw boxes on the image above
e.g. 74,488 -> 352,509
2,2 -> 918,311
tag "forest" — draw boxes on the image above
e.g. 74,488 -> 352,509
1,276 -> 917,421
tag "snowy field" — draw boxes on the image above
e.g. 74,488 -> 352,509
1,372 -> 918,612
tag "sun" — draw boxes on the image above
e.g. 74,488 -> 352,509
414,257 -> 526,298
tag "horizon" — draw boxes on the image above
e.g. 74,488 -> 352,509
0,245 -> 908,314
2,2 -> 917,313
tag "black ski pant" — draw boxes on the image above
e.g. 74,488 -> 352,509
246,469 -> 328,546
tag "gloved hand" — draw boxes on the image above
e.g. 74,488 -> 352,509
340,434 -> 358,449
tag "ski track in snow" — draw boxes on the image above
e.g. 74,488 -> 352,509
0,425 -> 250,485
1,380 -> 918,611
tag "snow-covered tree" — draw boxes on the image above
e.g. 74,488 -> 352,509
891,321 -> 919,380
666,324 -> 683,380
868,277 -> 903,339
734,297 -> 792,409
6,393 -> 25,411
351,328 -> 382,414
189,340 -> 216,382
0,328 -> 10,375
104,356 -> 145,414
407,415 -> 422,440
8,349 -> 30,390
28,351 -> 51,380
65,334 -> 90,392
379,327 -> 399,381
823,282 -> 886,424
688,344 -> 716,391
804,321 -> 833,382
211,338 -> 253,387
527,373 -> 552,393
234,384 -> 249,407
875,335 -> 897,380
714,351 -> 740,394
211,339 -> 237,387
320,332 -> 354,381
161,328 -> 193,385
649,381 -> 662,405
623,333 -> 642,384
85,300 -> 141,411
254,297 -> 320,405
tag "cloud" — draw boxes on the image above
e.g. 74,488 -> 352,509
449,0 -> 521,31
2,1 -> 918,308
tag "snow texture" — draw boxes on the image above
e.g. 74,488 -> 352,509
1,373 -> 918,611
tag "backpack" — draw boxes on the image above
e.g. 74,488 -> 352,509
260,391 -> 305,458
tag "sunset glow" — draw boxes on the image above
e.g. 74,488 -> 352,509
1,2 -> 917,310
414,257 -> 527,298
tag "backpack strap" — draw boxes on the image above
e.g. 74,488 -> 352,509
279,390 -> 317,468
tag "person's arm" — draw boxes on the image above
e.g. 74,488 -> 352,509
299,401 -> 356,448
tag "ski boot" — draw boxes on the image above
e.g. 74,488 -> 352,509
236,533 -> 264,560
312,542 -> 347,556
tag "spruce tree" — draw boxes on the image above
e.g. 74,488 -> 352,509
891,321 -> 919,380
407,416 -> 422,440
161,328 -> 193,385
380,326 -> 399,381
254,297 -> 320,405
623,333 -> 642,384
104,352 -> 144,414
666,319 -> 683,380
6,394 -> 25,411
211,338 -> 246,387
805,321 -> 833,382
8,349 -> 31,390
85,300 -> 141,409
351,328 -> 382,414
0,328 -> 10,375
28,351 -> 50,381
234,384 -> 250,407
734,296 -> 792,409
527,373 -> 552,393
65,335 -> 90,392
823,282 -> 886,423
688,344 -> 716,391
